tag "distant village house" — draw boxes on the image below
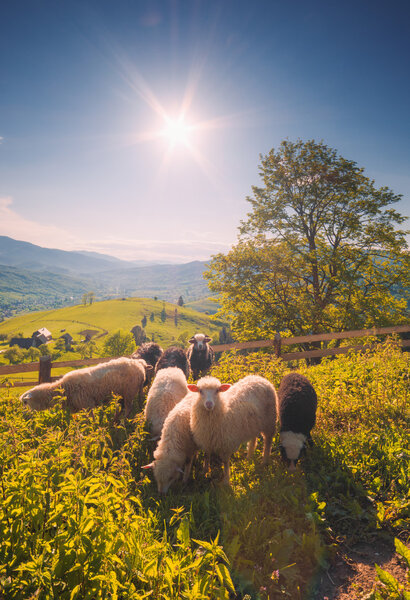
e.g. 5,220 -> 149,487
9,327 -> 53,349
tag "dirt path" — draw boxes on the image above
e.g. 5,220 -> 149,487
312,539 -> 408,599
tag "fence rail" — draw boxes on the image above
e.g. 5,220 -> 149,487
1,324 -> 409,388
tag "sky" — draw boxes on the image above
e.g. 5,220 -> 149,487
0,0 -> 409,263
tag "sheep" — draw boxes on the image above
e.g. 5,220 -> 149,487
20,357 -> 152,416
277,372 -> 318,471
132,342 -> 163,384
142,394 -> 197,493
188,375 -> 277,485
144,367 -> 189,439
187,333 -> 214,379
155,345 -> 191,379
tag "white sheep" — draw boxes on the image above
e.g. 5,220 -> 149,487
20,357 -> 152,416
142,394 -> 197,493
188,375 -> 277,485
144,367 -> 189,439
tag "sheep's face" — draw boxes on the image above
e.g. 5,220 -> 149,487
188,378 -> 230,411
279,431 -> 307,471
20,386 -> 53,411
188,333 -> 212,351
153,460 -> 183,494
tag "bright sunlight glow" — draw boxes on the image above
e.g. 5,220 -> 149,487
161,117 -> 192,147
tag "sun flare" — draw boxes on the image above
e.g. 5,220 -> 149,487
161,117 -> 192,147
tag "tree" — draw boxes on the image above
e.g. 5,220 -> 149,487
174,308 -> 178,327
141,315 -> 148,329
78,340 -> 97,359
160,304 -> 166,323
131,325 -> 147,346
205,139 -> 409,343
103,329 -> 136,357
82,293 -> 88,306
149,312 -> 155,322
88,292 -> 95,305
26,347 -> 41,362
177,296 -> 184,307
4,346 -> 25,365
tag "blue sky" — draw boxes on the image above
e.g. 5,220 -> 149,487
1,0 -> 409,262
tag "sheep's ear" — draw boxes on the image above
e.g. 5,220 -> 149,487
188,337 -> 196,344
218,384 -> 231,392
141,462 -> 154,470
145,364 -> 153,372
176,467 -> 184,474
187,384 -> 199,392
204,336 -> 212,343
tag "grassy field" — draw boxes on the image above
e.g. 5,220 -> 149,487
0,297 -> 224,376
0,338 -> 409,599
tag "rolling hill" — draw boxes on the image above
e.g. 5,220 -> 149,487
0,297 -> 224,351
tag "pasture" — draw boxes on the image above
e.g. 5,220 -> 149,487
0,298 -> 223,381
0,339 -> 409,599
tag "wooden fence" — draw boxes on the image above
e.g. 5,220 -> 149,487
0,324 -> 409,389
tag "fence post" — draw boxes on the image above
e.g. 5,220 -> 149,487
39,355 -> 52,383
273,332 -> 282,358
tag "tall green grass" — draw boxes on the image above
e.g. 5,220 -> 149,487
0,338 -> 409,598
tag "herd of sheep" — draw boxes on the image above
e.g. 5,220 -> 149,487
20,334 -> 318,494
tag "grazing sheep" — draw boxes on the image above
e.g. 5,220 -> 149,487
187,333 -> 214,379
142,394 -> 197,493
189,375 -> 277,485
132,342 -> 163,384
155,345 -> 191,379
144,367 -> 189,439
277,372 -> 318,471
20,357 -> 152,416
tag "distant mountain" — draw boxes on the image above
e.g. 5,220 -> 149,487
94,260 -> 210,302
0,236 -> 136,274
0,237 -> 213,316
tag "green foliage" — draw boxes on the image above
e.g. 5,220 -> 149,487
367,539 -> 410,599
1,338 -> 408,599
205,139 -> 409,342
102,329 -> 136,357
3,345 -> 25,364
161,304 -> 167,323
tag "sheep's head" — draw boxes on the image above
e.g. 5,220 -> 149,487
188,377 -> 230,411
20,384 -> 54,411
188,333 -> 212,351
141,459 -> 184,494
279,431 -> 307,471
136,358 -> 154,385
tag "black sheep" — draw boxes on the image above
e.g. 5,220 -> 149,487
187,333 -> 215,379
154,346 -> 191,379
277,372 -> 317,470
132,342 -> 163,385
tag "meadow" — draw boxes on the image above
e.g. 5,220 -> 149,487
0,338 -> 409,599
0,298 -> 224,385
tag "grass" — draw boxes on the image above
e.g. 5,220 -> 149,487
0,297 -> 225,383
0,338 -> 409,599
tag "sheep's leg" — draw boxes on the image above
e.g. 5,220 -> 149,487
183,453 -> 196,483
247,437 -> 257,459
222,457 -> 231,485
262,432 -> 273,464
137,384 -> 144,411
204,453 -> 210,473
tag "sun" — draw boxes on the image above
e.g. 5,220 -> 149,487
161,116 -> 192,147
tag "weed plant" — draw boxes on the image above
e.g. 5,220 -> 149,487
0,338 -> 408,599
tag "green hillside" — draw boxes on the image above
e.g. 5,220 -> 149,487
0,297 -> 222,351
